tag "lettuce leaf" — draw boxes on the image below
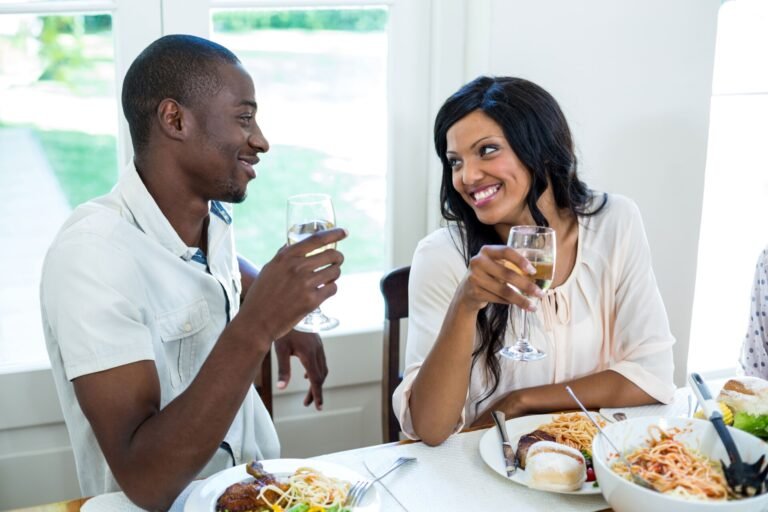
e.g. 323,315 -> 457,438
733,411 -> 768,439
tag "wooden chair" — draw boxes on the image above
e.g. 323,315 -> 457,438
379,265 -> 410,443
255,348 -> 273,417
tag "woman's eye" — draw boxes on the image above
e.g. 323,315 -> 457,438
448,157 -> 461,169
480,145 -> 498,157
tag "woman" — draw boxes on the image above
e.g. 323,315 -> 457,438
392,76 -> 675,446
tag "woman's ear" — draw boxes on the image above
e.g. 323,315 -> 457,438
155,98 -> 187,142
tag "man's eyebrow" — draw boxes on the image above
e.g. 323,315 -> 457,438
238,100 -> 258,110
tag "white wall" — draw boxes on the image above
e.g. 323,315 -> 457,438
429,0 -> 720,386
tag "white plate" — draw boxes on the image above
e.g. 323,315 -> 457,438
184,458 -> 380,511
478,413 -> 601,495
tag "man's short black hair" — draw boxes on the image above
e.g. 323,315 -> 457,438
121,34 -> 241,155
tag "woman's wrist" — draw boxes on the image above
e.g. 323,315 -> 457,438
503,390 -> 529,418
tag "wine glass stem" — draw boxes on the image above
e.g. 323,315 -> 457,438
517,306 -> 530,342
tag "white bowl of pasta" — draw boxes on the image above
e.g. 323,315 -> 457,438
592,416 -> 768,512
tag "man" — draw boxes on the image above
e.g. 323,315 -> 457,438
40,34 -> 347,510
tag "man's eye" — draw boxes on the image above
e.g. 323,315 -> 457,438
240,114 -> 253,122
480,145 -> 498,157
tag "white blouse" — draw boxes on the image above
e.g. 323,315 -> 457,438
392,194 -> 676,439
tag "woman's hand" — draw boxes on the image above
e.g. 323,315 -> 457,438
456,245 -> 545,313
471,390 -> 528,428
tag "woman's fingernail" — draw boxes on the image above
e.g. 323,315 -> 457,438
534,288 -> 545,298
277,380 -> 287,389
526,264 -> 536,274
527,301 -> 537,312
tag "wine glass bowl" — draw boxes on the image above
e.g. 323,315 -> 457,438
499,225 -> 556,361
286,193 -> 339,332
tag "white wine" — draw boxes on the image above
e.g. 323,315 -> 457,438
287,219 -> 336,256
502,249 -> 554,291
518,248 -> 554,291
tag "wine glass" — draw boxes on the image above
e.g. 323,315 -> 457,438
499,225 -> 556,361
286,193 -> 339,332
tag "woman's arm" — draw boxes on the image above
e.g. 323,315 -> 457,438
471,369 -> 656,427
406,244 -> 543,445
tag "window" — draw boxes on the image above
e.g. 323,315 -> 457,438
210,7 -> 389,276
688,0 -> 768,377
0,0 -> 157,371
0,0 -> 431,369
0,10 -> 118,369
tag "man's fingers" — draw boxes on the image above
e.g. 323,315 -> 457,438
289,227 -> 347,255
274,341 -> 291,390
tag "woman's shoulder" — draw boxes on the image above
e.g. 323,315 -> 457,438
582,192 -> 643,230
412,225 -> 466,271
416,225 -> 463,252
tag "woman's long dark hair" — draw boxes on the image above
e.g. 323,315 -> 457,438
433,76 -> 606,411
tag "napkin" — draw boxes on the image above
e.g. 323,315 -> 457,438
81,481 -> 199,512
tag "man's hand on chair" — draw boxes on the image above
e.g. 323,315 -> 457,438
274,330 -> 328,410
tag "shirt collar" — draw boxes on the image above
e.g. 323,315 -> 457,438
118,161 -> 233,261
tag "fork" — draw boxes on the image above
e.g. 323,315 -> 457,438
689,372 -> 768,497
344,456 -> 416,508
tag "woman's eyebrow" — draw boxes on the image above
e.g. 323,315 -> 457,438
469,134 -> 499,150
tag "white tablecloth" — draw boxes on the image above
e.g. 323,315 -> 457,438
82,384 -> 715,512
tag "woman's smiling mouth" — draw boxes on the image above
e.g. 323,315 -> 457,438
470,183 -> 501,206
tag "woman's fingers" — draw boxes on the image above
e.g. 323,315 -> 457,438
465,245 -> 545,309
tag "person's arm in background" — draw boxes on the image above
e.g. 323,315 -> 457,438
740,247 -> 768,377
239,255 -> 328,409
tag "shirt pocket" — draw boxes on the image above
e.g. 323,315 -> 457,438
157,298 -> 211,389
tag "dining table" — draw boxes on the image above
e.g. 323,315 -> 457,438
7,385 -> 704,512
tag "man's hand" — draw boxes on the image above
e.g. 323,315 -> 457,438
274,330 -> 328,410
237,228 -> 347,342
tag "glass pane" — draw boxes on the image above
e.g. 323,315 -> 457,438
688,0 -> 768,376
0,13 -> 118,369
210,7 -> 388,274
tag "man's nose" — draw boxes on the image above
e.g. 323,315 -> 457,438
249,127 -> 269,153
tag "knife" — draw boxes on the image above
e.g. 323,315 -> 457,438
491,410 -> 518,477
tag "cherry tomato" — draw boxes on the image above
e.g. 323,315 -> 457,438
586,467 -> 596,482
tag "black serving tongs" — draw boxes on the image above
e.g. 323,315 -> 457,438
689,372 -> 768,497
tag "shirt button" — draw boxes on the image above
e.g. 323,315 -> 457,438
183,322 -> 192,332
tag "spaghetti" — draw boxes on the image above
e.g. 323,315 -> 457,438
613,425 -> 729,501
538,413 -> 602,454
258,467 -> 350,510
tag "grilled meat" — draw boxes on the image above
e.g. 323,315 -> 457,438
215,461 -> 287,512
515,429 -> 556,469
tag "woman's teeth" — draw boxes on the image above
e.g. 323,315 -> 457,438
473,185 -> 500,202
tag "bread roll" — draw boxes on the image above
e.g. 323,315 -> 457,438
718,377 -> 768,416
525,441 -> 586,492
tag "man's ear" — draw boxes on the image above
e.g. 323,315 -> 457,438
156,98 -> 189,142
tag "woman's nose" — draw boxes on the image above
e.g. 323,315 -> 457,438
461,160 -> 483,184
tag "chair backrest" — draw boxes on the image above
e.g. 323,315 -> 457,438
379,265 -> 410,443
255,348 -> 273,417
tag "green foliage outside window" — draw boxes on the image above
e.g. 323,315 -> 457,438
212,9 -> 387,33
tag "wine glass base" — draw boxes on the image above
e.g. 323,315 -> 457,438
293,314 -> 339,333
499,345 -> 546,361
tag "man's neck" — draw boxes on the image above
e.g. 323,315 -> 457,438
134,158 -> 210,248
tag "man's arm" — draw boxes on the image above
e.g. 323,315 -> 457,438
238,255 -> 329,409
73,228 -> 345,510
